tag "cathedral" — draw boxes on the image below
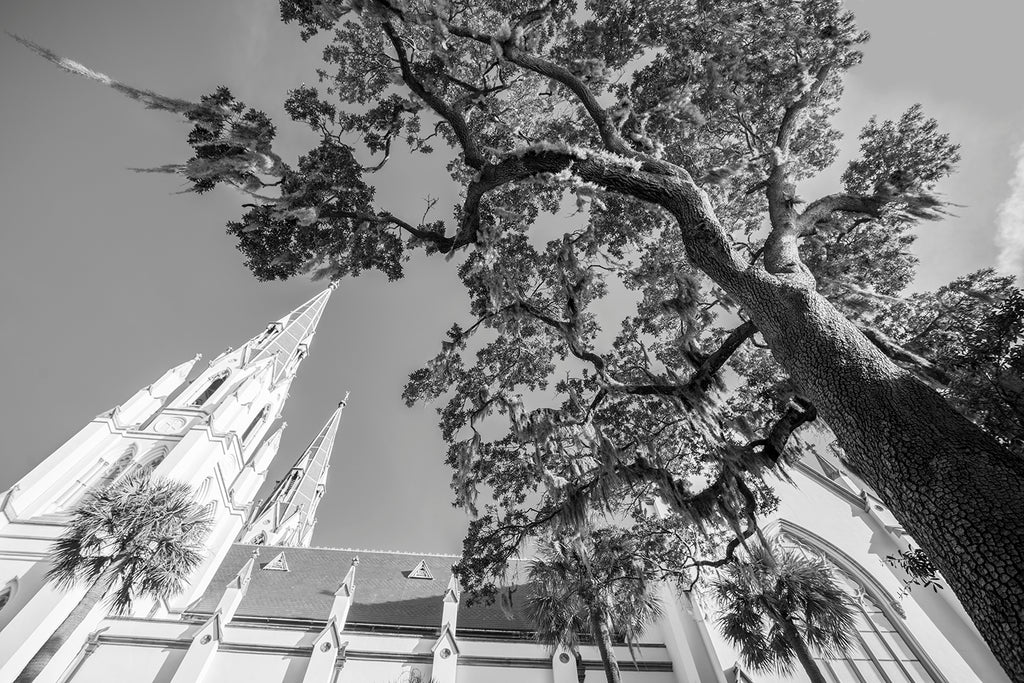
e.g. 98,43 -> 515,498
0,287 -> 1009,683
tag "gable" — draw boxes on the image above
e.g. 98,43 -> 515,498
262,552 -> 289,571
407,560 -> 434,580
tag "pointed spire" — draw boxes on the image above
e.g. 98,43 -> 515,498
441,573 -> 460,628
150,353 -> 203,398
244,287 -> 334,384
251,422 -> 287,471
216,551 -> 258,621
330,557 -> 358,628
252,400 -> 346,547
114,353 -> 203,426
337,556 -> 358,598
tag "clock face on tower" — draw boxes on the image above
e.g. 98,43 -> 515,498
151,415 -> 188,435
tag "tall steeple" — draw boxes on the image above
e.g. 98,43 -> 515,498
241,285 -> 335,384
240,396 -> 347,548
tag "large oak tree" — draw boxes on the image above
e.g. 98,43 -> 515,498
16,0 -> 1023,675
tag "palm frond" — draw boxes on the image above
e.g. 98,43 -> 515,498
45,472 -> 212,615
709,539 -> 857,673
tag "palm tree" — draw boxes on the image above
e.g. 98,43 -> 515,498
16,472 -> 212,682
526,529 -> 661,683
710,541 -> 857,683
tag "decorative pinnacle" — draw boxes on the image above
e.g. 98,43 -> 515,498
339,391 -> 351,408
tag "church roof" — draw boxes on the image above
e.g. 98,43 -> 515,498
187,544 -> 534,632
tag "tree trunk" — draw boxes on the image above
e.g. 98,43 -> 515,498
16,580 -> 107,682
574,647 -> 586,683
588,608 -> 621,683
571,141 -> 1023,677
780,617 -> 828,683
732,277 -> 1024,681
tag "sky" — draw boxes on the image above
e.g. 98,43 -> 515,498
1,0 -> 1022,555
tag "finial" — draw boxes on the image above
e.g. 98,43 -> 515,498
339,391 -> 350,407
193,353 -> 203,362
352,556 -> 359,567
328,280 -> 340,291
251,548 -> 260,559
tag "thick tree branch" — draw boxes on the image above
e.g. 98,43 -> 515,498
797,192 -> 886,230
763,64 -> 833,278
857,325 -> 951,386
745,396 -> 818,464
380,0 -> 682,176
381,21 -> 485,170
775,65 -> 831,154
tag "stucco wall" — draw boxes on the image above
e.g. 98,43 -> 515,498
67,644 -> 185,683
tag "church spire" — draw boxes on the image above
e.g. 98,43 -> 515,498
243,285 -> 335,384
240,396 -> 348,547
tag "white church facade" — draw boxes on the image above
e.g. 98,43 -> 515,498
0,287 -> 1010,683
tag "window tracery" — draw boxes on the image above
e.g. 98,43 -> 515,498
777,526 -> 943,683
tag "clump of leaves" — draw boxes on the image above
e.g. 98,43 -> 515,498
885,546 -> 944,598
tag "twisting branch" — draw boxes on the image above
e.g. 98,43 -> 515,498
381,21 -> 485,170
797,192 -> 886,231
744,396 -> 817,464
774,65 -> 832,155
763,64 -> 833,278
377,0 -> 682,177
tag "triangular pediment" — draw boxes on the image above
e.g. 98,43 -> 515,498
407,559 -> 434,580
262,551 -> 289,571
195,612 -> 224,645
431,623 -> 460,656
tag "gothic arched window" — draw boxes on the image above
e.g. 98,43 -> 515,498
241,406 -> 270,444
194,477 -> 212,503
775,524 -> 943,683
191,372 -> 229,408
54,445 -> 137,511
137,446 -> 167,476
280,470 -> 301,500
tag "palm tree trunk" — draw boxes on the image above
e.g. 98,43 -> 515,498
15,580 -> 107,682
588,607 -> 621,683
780,618 -> 828,683
573,648 -> 586,683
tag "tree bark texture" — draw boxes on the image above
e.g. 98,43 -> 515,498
536,148 -> 1024,677
781,618 -> 829,683
734,277 -> 1024,681
16,580 -> 107,682
541,151 -> 1024,677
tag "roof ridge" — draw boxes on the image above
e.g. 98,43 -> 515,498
233,542 -> 531,563
235,542 -> 462,558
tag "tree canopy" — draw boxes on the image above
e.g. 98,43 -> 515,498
14,0 -> 1024,676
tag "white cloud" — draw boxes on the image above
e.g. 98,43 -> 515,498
996,142 -> 1024,281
